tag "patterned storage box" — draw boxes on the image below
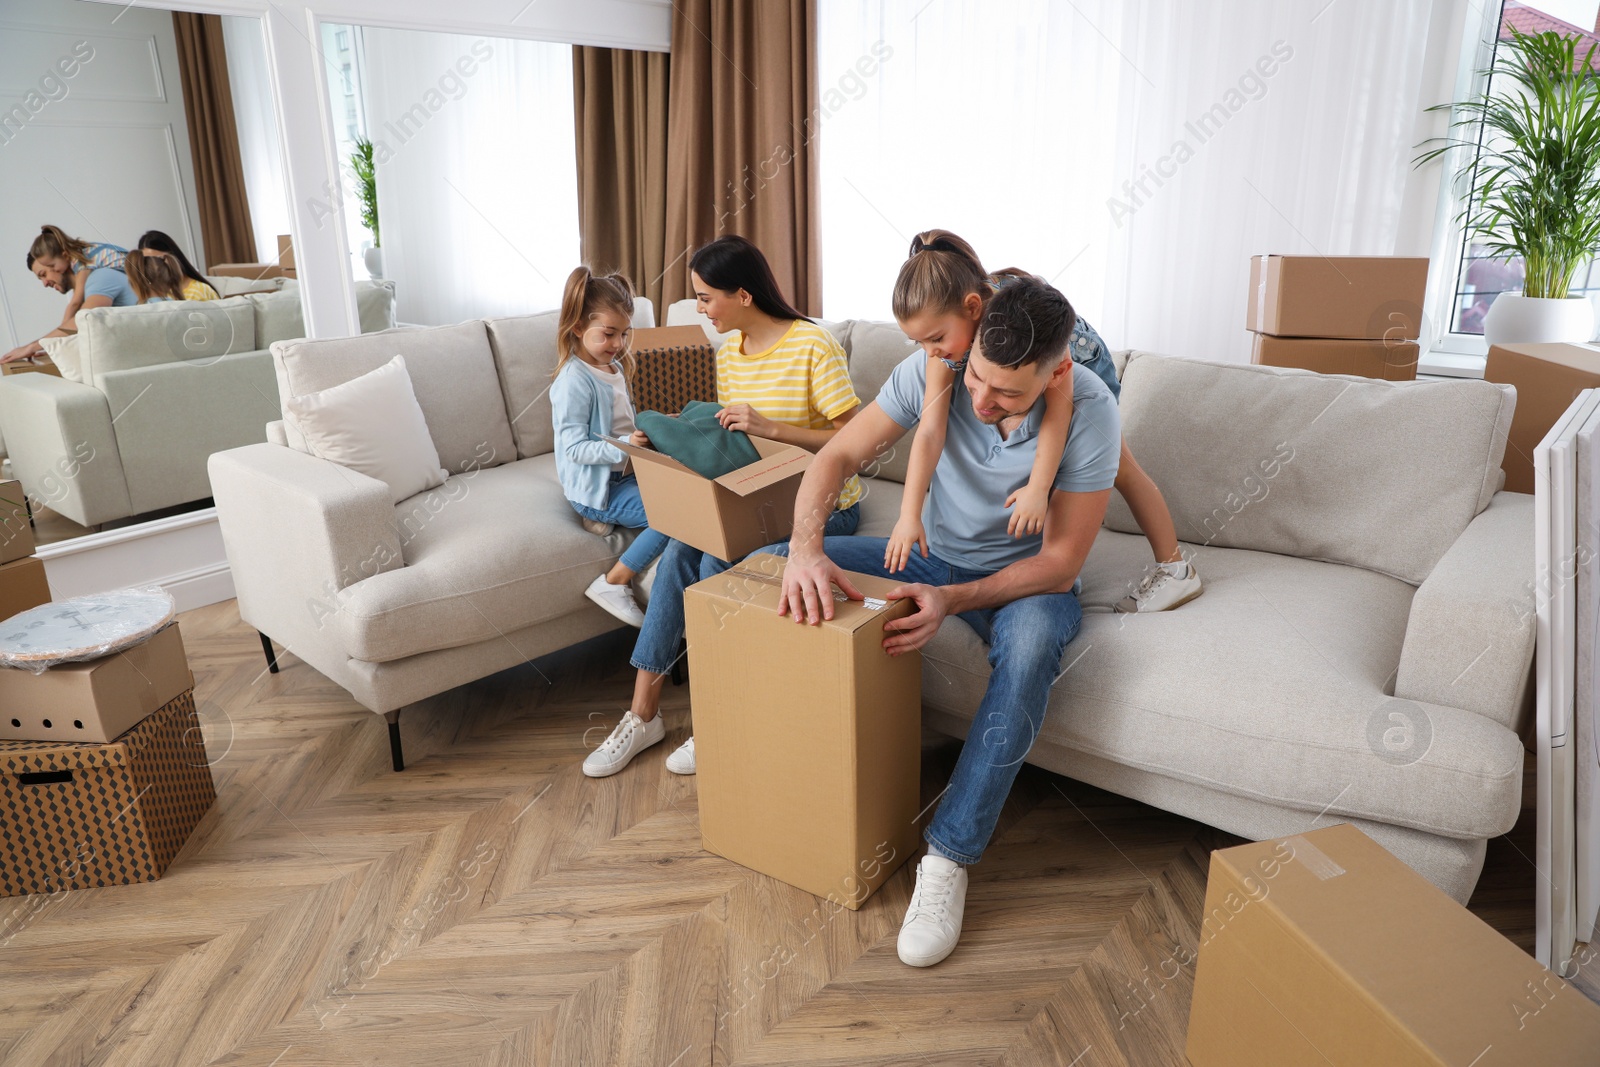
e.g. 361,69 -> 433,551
631,326 -> 717,415
0,689 -> 215,896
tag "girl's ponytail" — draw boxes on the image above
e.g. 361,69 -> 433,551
892,228 -> 991,320
553,265 -> 637,377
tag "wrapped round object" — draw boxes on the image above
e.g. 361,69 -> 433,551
0,587 -> 176,672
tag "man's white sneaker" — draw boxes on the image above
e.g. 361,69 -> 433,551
665,736 -> 696,775
585,574 -> 646,628
582,711 -> 664,777
897,853 -> 968,967
1114,562 -> 1203,614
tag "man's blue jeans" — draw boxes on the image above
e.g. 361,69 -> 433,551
762,535 -> 1082,866
629,504 -> 861,675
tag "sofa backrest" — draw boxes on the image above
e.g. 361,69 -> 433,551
76,296 -> 258,387
1109,352 -> 1515,584
484,311 -> 561,459
841,319 -> 915,483
252,280 -> 397,348
272,320 -> 516,474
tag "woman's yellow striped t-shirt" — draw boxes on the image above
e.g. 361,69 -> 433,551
716,318 -> 863,510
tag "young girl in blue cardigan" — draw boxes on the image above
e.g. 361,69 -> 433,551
549,267 -> 667,627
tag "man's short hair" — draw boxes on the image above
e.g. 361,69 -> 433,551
975,274 -> 1078,369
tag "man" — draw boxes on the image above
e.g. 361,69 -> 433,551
1,253 -> 135,363
776,274 -> 1121,967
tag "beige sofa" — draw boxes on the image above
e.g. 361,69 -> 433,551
209,312 -> 1532,904
0,282 -> 394,526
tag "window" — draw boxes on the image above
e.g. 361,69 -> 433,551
1435,1 -> 1600,353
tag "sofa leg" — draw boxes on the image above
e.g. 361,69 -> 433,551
385,710 -> 405,772
259,631 -> 279,674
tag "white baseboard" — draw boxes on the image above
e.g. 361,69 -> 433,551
35,508 -> 236,612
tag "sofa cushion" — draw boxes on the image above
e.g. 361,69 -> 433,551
1108,353 -> 1515,584
329,455 -> 625,662
251,281 -> 397,347
273,319 -> 516,473
919,528 -> 1524,840
77,296 -> 257,385
845,319 -> 919,483
484,312 -> 561,459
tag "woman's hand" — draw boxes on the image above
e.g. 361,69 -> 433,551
884,515 -> 928,573
2,342 -> 42,364
716,403 -> 777,440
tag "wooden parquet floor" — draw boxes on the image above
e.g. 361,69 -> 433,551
0,599 -> 1579,1066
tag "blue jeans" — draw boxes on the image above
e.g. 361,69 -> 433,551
571,474 -> 669,574
629,503 -> 861,674
763,535 -> 1082,867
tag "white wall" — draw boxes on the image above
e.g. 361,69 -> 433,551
0,0 -> 206,349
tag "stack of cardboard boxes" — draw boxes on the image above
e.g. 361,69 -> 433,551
0,479 -> 50,621
1247,255 -> 1429,381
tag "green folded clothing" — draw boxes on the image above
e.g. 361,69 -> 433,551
635,401 -> 763,479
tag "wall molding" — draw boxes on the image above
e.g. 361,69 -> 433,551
36,508 -> 236,612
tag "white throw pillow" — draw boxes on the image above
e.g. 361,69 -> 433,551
282,354 -> 448,503
37,334 -> 83,382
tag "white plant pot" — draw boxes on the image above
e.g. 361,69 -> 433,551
1482,293 -> 1595,346
363,245 -> 384,280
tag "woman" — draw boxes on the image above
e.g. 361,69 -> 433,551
582,235 -> 862,779
136,231 -> 219,301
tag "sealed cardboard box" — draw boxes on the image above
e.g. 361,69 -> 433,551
0,556 -> 50,621
1186,823 -> 1600,1066
1251,333 -> 1418,381
1247,254 -> 1429,339
684,553 -> 922,909
0,479 -> 34,565
1485,342 -> 1600,494
608,435 -> 812,561
0,623 -> 192,743
0,688 -> 215,896
629,325 -> 717,415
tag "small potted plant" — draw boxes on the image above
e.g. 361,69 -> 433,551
350,136 -> 382,279
1418,26 -> 1600,344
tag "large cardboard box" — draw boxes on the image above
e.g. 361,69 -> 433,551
0,556 -> 50,622
0,624 -> 192,743
1250,333 -> 1418,381
1247,254 -> 1429,339
0,479 -> 34,565
1,355 -> 61,378
1485,342 -> 1600,494
608,435 -> 812,561
629,325 -> 717,415
684,553 -> 921,909
0,688 -> 215,896
1185,823 -> 1600,1066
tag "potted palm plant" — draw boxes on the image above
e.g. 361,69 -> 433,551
350,136 -> 382,279
1418,27 -> 1600,344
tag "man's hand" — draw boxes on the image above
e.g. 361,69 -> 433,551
881,582 -> 950,656
778,548 -> 863,625
716,403 -> 776,439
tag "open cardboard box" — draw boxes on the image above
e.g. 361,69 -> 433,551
605,433 -> 812,561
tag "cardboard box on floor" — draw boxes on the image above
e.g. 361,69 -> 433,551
1485,342 -> 1600,495
1251,333 -> 1419,381
0,688 -> 215,896
684,553 -> 922,909
1185,822 -> 1600,1066
1,479 -> 34,565
1247,254 -> 1429,339
606,435 -> 812,561
0,556 -> 50,622
0,624 -> 192,743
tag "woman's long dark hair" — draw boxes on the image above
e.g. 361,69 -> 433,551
688,235 -> 811,323
136,230 -> 208,287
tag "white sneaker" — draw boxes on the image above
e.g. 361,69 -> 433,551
586,574 -> 645,628
665,736 -> 696,775
582,711 -> 664,777
1114,562 -> 1203,614
897,853 -> 968,967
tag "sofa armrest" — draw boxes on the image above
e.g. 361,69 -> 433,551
1395,492 -> 1535,730
0,372 -> 131,526
208,443 -> 403,651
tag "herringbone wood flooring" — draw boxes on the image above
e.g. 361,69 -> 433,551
0,600 -> 1579,1065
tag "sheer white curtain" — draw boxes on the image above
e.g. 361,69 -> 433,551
361,27 -> 579,325
819,0 -> 1463,360
220,16 -> 291,265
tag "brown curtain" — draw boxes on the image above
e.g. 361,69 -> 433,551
172,13 -> 256,268
573,47 -> 671,314
663,0 -> 821,314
